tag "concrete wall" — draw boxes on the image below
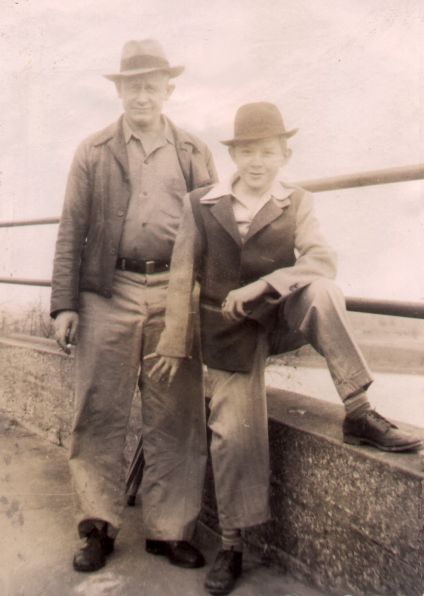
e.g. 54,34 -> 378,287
1,334 -> 424,595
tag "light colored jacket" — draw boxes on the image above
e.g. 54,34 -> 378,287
157,180 -> 337,360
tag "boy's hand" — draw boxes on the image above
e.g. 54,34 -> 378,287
147,354 -> 183,385
221,279 -> 270,321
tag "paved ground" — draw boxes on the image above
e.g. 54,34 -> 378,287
0,416 -> 323,596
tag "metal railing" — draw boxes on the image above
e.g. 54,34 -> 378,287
1,163 -> 424,319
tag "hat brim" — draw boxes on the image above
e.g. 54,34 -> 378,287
221,128 -> 298,146
104,64 -> 185,82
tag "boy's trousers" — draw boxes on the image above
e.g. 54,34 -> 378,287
69,269 -> 207,539
207,278 -> 373,529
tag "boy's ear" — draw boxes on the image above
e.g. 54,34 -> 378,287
283,147 -> 292,163
165,83 -> 175,100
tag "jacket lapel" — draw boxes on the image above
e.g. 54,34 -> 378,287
108,117 -> 130,179
244,198 -> 291,243
210,195 -> 242,247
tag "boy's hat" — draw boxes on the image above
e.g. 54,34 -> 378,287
104,39 -> 184,82
221,102 -> 298,146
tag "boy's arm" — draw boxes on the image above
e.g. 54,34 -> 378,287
155,195 -> 201,358
261,190 -> 337,298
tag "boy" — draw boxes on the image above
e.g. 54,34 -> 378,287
151,102 -> 422,594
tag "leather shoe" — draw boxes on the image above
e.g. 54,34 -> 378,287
343,410 -> 423,452
145,539 -> 205,568
205,549 -> 242,595
73,527 -> 115,572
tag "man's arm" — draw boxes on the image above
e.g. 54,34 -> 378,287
261,190 -> 337,297
50,140 -> 92,317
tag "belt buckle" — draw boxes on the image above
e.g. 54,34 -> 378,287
145,260 -> 155,274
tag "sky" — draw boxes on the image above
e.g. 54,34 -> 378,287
0,0 -> 423,315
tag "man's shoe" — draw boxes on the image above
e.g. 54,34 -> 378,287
205,549 -> 242,595
73,527 -> 115,572
343,410 -> 423,452
145,539 -> 205,568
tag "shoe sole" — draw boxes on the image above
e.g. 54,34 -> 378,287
204,574 -> 240,595
145,544 -> 205,568
73,558 -> 106,573
343,435 -> 423,452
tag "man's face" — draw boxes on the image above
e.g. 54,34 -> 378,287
230,137 -> 289,195
117,71 -> 174,131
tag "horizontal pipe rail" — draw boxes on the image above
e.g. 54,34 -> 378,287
0,163 -> 423,229
1,276 -> 423,320
298,163 -> 424,193
0,277 -> 52,287
1,163 -> 424,319
0,216 -> 59,228
345,297 -> 424,320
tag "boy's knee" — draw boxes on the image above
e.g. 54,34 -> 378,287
302,278 -> 344,307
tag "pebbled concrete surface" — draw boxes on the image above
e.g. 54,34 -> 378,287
0,415 -> 323,596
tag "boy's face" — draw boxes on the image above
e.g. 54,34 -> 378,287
230,136 -> 290,194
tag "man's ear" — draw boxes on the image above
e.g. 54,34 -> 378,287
114,80 -> 122,98
228,146 -> 236,163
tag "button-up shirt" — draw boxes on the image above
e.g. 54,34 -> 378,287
118,117 -> 188,261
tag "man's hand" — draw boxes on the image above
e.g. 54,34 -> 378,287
147,354 -> 183,386
221,279 -> 271,321
54,310 -> 79,354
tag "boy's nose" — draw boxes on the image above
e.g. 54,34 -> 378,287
250,152 -> 263,164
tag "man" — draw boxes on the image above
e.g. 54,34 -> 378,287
51,39 -> 216,572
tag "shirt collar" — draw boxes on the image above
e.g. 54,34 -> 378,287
200,176 -> 295,204
123,116 -> 174,145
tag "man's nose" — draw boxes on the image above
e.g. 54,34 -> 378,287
136,88 -> 149,102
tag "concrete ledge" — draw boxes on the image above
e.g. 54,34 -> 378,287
1,334 -> 424,594
0,334 -> 74,445
0,335 -> 141,452
202,391 -> 424,595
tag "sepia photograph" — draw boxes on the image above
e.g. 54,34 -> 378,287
0,1 -> 423,594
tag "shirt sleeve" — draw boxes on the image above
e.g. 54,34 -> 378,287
262,190 -> 337,298
156,195 -> 202,358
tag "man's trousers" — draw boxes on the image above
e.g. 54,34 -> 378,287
207,279 -> 373,530
69,269 -> 207,539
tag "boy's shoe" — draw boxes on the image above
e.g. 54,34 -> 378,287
343,410 -> 423,452
205,549 -> 242,595
145,539 -> 205,568
73,527 -> 115,572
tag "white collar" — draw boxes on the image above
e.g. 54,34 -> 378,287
200,176 -> 295,205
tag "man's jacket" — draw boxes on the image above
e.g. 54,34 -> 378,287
157,181 -> 338,372
50,116 -> 217,316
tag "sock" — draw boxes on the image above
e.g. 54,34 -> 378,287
221,528 -> 243,552
343,390 -> 372,420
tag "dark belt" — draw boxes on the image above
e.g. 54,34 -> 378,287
116,257 -> 170,274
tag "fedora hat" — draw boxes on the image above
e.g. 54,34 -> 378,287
221,102 -> 298,146
104,39 -> 184,82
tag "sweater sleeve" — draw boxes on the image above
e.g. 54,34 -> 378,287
156,195 -> 202,358
262,190 -> 337,298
